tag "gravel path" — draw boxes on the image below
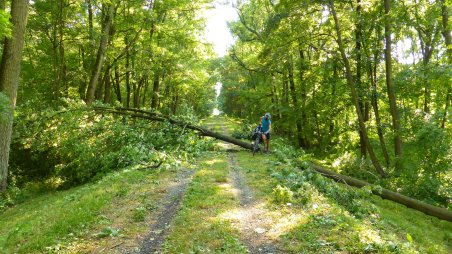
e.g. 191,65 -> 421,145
137,169 -> 194,254
135,119 -> 280,254
221,122 -> 280,254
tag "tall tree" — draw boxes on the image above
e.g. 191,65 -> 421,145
0,0 -> 29,191
287,59 -> 306,148
440,0 -> 451,128
329,0 -> 386,177
384,0 -> 403,169
355,0 -> 367,158
85,3 -> 114,105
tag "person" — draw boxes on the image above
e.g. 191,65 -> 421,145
261,113 -> 272,152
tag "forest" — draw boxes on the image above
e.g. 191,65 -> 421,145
0,0 -> 451,253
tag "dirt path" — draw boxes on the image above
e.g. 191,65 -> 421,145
137,168 -> 194,254
221,122 -> 280,254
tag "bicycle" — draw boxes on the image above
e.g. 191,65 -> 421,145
251,126 -> 263,156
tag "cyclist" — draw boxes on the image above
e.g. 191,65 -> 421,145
261,113 -> 272,152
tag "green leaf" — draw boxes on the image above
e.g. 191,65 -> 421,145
406,233 -> 413,244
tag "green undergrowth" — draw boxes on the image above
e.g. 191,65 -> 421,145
226,114 -> 451,209
235,151 -> 452,253
162,152 -> 246,253
3,102 -> 214,211
214,115 -> 451,253
0,166 -> 179,253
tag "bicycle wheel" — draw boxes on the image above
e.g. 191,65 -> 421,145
252,136 -> 259,156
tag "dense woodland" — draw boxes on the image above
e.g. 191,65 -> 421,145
0,0 -> 218,191
0,0 -> 450,218
220,0 -> 451,207
0,0 -> 451,252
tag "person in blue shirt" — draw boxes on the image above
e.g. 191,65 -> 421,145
261,112 -> 272,152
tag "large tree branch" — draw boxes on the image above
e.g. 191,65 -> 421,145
237,7 -> 261,40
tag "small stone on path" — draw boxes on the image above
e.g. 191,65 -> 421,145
254,227 -> 266,234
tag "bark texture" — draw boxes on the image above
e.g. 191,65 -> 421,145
0,0 -> 29,191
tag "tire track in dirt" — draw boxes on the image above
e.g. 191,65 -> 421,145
220,121 -> 280,254
136,168 -> 194,254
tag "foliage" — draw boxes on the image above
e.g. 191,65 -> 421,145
94,226 -> 120,238
19,0 -> 216,115
218,0 -> 451,206
0,9 -> 11,39
271,184 -> 293,204
7,101 -> 213,199
234,149 -> 452,254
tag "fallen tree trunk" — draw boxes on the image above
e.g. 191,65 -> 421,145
92,106 -> 253,150
91,106 -> 452,222
310,164 -> 452,222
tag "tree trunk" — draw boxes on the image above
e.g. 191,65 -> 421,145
134,75 -> 145,109
309,164 -> 452,222
418,33 -> 435,114
126,47 -> 131,108
51,23 -> 59,100
93,106 -> 254,150
355,0 -> 367,158
369,55 -> 391,167
114,65 -> 122,103
441,89 -> 451,128
329,62 -> 337,136
440,0 -> 451,128
58,0 -> 67,97
87,0 -> 93,42
329,0 -> 386,177
85,4 -> 114,105
298,48 -> 310,148
0,0 -> 29,192
172,93 -> 179,115
96,67 -> 107,100
384,0 -> 403,169
151,70 -> 160,109
78,46 -> 88,99
141,76 -> 149,107
288,61 -> 307,149
103,69 -> 111,104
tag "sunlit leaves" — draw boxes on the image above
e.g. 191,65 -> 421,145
0,9 -> 11,38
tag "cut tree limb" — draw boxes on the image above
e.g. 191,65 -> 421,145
90,106 -> 452,222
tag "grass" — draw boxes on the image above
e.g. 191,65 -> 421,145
234,150 -> 452,253
0,167 -> 177,253
162,152 -> 247,253
212,115 -> 451,252
1,115 -> 450,253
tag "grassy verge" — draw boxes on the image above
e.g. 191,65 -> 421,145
162,152 -> 247,253
209,115 -> 451,252
234,151 -> 452,253
0,167 -> 178,253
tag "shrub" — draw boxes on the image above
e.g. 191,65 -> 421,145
272,185 -> 293,204
9,103 -> 211,190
